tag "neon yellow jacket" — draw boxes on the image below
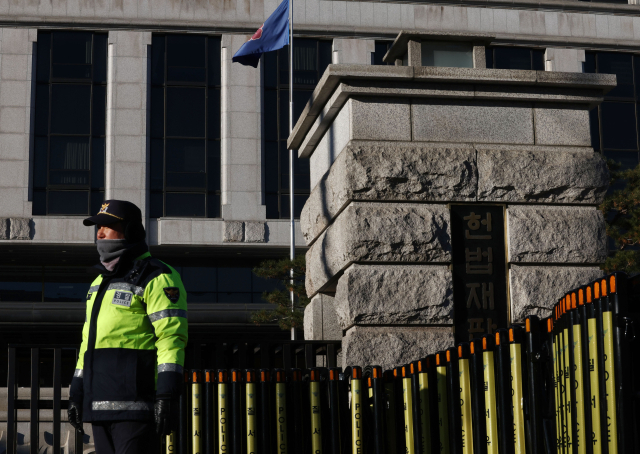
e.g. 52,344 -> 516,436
70,248 -> 188,422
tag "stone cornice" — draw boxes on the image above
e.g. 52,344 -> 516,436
287,64 -> 616,155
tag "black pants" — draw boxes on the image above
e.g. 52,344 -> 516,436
92,421 -> 160,454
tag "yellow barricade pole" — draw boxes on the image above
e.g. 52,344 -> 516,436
310,368 -> 323,454
570,292 -> 587,454
217,370 -> 229,454
416,359 -> 431,454
275,369 -> 288,454
599,280 -> 618,454
482,336 -> 499,454
508,327 -> 527,454
351,366 -> 364,454
245,370 -> 256,454
458,344 -> 474,454
436,352 -> 450,454
585,286 -> 602,454
192,370 -> 202,454
402,364 -> 416,454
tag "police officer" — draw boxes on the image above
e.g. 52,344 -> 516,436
67,200 -> 188,454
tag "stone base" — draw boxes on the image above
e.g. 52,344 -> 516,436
306,202 -> 451,296
509,265 -> 603,323
342,325 -> 454,371
335,264 -> 453,329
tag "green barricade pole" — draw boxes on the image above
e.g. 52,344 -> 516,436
469,339 -> 487,454
577,290 -> 595,454
310,368 -> 323,454
457,344 -> 474,454
218,370 -> 229,454
525,316 -> 545,454
495,329 -> 514,454
259,370 -> 272,454
509,326 -> 527,454
340,369 -> 352,454
275,369 -> 288,454
192,370 -> 202,454
205,370 -> 216,454
416,359 -> 432,454
230,370 -> 242,454
570,292 -> 587,454
369,366 -> 386,454
436,352 -> 451,454
599,280 -> 618,454
545,317 -> 559,454
351,366 -> 364,454
384,370 -> 398,454
328,368 -> 342,454
402,364 -> 416,454
482,336 -> 499,454
246,370 -> 257,454
446,347 -> 462,454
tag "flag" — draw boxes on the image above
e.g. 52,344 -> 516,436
232,0 -> 289,68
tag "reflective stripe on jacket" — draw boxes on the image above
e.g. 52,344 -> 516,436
70,249 -> 188,422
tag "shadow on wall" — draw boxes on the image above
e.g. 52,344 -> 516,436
0,423 -> 94,454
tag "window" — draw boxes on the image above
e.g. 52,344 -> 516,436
168,266 -> 284,304
372,41 -> 392,65
150,35 -> 221,218
263,39 -> 332,219
0,266 -> 90,302
421,42 -> 473,68
32,31 -> 107,216
486,46 -> 545,71
584,52 -> 640,172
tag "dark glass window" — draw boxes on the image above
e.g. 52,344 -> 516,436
0,266 -> 90,302
486,46 -> 545,71
372,41 -> 392,65
585,51 -> 640,169
263,39 -> 332,219
150,34 -> 221,218
171,266 -> 283,304
32,31 -> 107,215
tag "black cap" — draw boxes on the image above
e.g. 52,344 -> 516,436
83,200 -> 142,227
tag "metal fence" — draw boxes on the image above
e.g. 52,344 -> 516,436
3,339 -> 341,454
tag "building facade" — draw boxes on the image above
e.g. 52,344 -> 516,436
0,0 -> 639,374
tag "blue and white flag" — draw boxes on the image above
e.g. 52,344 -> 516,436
232,0 -> 289,67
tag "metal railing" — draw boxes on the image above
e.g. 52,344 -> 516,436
4,339 -> 342,454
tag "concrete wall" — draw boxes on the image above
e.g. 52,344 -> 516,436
0,28 -> 36,218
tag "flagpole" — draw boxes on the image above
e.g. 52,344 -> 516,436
288,0 -> 296,341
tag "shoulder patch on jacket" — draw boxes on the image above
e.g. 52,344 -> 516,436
163,287 -> 180,303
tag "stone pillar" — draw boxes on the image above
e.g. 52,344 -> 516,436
545,48 -> 586,73
291,64 -> 613,370
220,34 -> 265,221
0,28 -> 37,218
105,31 -> 152,222
332,39 -> 375,65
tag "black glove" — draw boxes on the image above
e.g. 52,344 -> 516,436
155,398 -> 172,437
67,401 -> 83,432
